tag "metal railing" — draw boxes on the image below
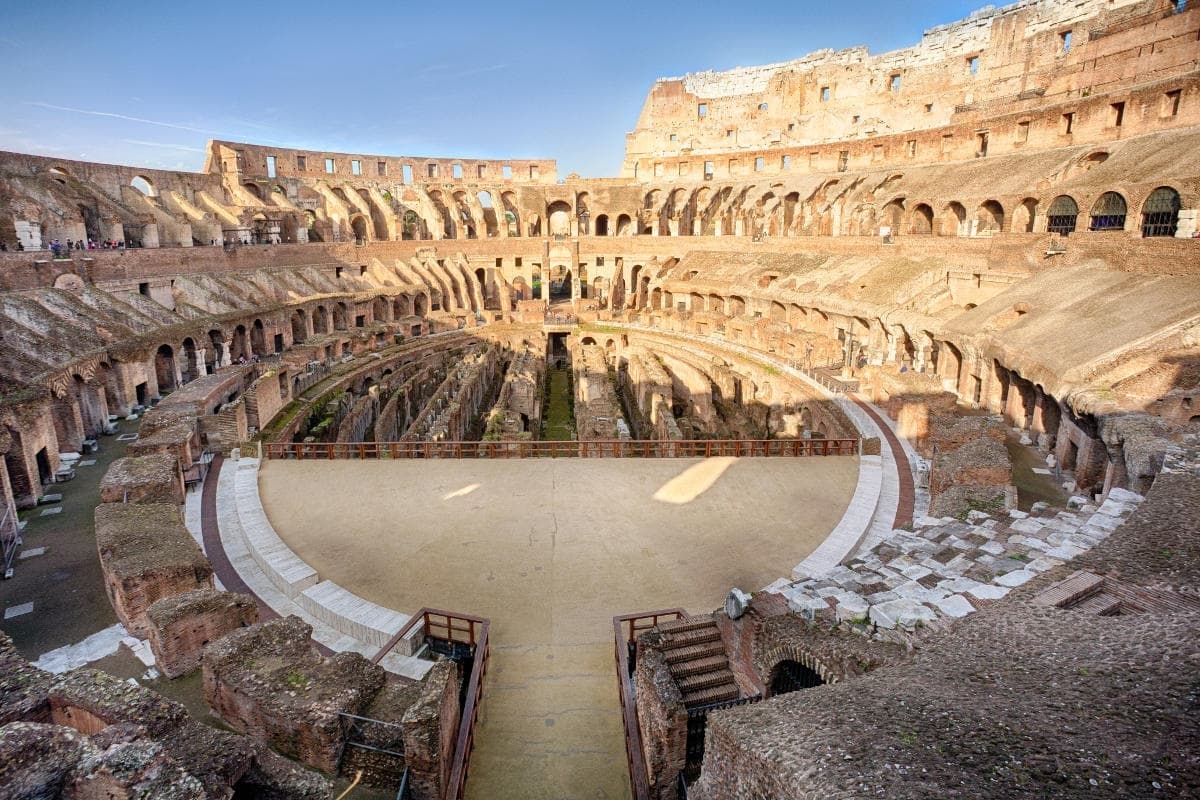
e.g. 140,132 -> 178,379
373,608 -> 490,800
612,609 -> 686,800
263,438 -> 859,460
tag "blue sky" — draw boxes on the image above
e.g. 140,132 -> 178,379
0,0 -> 984,177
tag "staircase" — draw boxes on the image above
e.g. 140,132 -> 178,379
657,617 -> 739,707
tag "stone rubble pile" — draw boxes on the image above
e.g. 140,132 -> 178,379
766,488 -> 1145,632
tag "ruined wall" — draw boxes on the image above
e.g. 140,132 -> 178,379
98,453 -> 185,506
634,635 -> 688,800
94,503 -> 214,638
624,1 -> 1199,177
145,589 -> 259,680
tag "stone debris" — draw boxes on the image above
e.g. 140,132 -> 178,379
769,490 -> 1144,633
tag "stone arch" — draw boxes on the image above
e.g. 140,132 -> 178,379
130,175 -> 157,197
243,183 -> 262,200
1141,186 -> 1180,237
501,192 -> 520,237
155,344 -> 177,391
334,302 -> 349,331
1012,197 -> 1037,232
908,203 -> 934,235
207,329 -> 226,369
181,337 -> 200,383
349,214 -> 369,243
547,200 -> 572,236
754,642 -> 844,697
291,308 -> 308,343
976,200 -> 1004,234
476,191 -> 498,237
1047,195 -> 1079,235
940,202 -> 966,236
594,213 -> 609,236
251,319 -> 267,356
615,213 -> 633,236
1089,192 -> 1127,231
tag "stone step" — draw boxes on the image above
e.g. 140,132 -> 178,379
669,655 -> 729,679
677,668 -> 735,694
660,627 -> 721,650
657,616 -> 717,635
683,682 -> 740,708
664,641 -> 725,665
1070,591 -> 1122,616
1032,570 -> 1104,608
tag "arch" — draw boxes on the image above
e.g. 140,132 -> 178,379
250,319 -> 267,356
181,337 -> 199,383
305,210 -> 324,242
908,203 -> 934,235
155,344 -> 177,391
291,308 -> 309,343
727,295 -> 747,317
414,293 -> 429,316
881,198 -> 905,232
207,329 -> 226,370
1047,195 -> 1079,235
313,305 -> 330,334
976,200 -> 1004,234
594,214 -> 609,236
349,214 -> 369,243
243,182 -> 263,200
1012,198 -> 1037,233
476,191 -> 498,237
615,214 -> 633,236
940,202 -> 966,236
130,175 -> 157,197
1141,187 -> 1180,238
1089,192 -> 1127,231
501,192 -> 520,237
768,659 -> 827,696
334,302 -> 349,331
48,165 -> 73,183
547,200 -> 572,236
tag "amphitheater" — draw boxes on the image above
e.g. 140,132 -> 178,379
0,0 -> 1198,798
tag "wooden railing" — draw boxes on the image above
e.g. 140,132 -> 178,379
263,437 -> 860,460
373,608 -> 490,800
613,609 -> 687,800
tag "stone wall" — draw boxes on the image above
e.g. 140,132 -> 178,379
94,503 -> 214,638
98,453 -> 185,506
633,635 -> 688,800
201,616 -> 386,774
145,589 -> 259,680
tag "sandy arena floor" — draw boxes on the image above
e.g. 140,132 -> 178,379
259,455 -> 858,800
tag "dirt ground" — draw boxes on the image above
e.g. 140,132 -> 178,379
259,455 -> 858,800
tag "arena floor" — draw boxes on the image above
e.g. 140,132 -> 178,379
259,455 -> 859,799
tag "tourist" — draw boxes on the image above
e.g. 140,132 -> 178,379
0,241 -> 7,252
15,240 -> 23,251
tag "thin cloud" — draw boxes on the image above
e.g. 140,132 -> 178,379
121,139 -> 207,153
27,102 -> 221,135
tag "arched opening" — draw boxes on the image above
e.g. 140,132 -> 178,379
615,214 -> 633,236
477,192 -> 498,237
181,338 -> 199,383
547,201 -> 572,236
77,204 -> 103,243
881,198 -> 905,233
940,202 -> 966,236
1089,192 -> 1127,231
250,320 -> 267,356
414,294 -> 429,316
155,344 -> 177,391
594,214 -> 609,236
1047,195 -> 1079,235
305,210 -> 324,242
727,295 -> 746,317
475,268 -> 489,306
768,660 -> 826,695
909,203 -> 934,235
628,266 -> 642,309
313,305 -> 329,334
292,309 -> 308,343
231,325 -> 249,362
976,200 -> 1004,234
130,175 -> 156,197
350,215 -> 369,243
501,192 -> 520,237
1141,187 -> 1181,237
207,329 -> 225,371
334,302 -> 349,331
1012,198 -> 1037,233
243,183 -> 262,200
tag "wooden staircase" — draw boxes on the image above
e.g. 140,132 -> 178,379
657,617 -> 739,707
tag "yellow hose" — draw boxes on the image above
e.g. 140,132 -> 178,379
334,770 -> 363,800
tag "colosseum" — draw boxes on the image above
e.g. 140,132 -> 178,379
0,0 -> 1198,798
